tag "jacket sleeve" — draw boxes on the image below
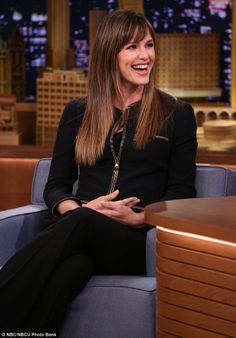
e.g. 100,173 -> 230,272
161,100 -> 197,201
43,99 -> 85,215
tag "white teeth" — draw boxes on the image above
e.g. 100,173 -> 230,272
133,65 -> 148,70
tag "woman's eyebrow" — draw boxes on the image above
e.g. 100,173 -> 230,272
128,38 -> 154,44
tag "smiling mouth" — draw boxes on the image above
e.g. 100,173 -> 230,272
132,64 -> 148,71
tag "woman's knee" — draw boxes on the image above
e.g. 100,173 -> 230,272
57,254 -> 93,286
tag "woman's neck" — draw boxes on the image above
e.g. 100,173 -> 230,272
114,85 -> 144,111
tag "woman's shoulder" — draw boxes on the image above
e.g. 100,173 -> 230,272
156,88 -> 177,103
155,88 -> 177,116
55,98 -> 87,139
61,97 -> 87,124
174,98 -> 195,122
169,97 -> 196,132
156,89 -> 194,119
64,97 -> 87,113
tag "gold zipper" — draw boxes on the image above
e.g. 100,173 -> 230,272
107,162 -> 119,194
107,108 -> 129,194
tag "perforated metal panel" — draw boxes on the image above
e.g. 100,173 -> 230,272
156,33 -> 220,90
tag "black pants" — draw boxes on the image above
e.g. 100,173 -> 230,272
0,207 -> 147,334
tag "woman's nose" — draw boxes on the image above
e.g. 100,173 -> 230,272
138,47 -> 149,59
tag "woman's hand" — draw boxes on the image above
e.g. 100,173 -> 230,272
85,190 -> 145,227
100,201 -> 145,227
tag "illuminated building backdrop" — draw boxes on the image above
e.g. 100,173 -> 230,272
0,0 -> 232,102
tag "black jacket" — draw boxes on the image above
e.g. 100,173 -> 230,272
44,90 -> 197,216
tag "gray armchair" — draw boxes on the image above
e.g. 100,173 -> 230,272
1,159 -> 236,338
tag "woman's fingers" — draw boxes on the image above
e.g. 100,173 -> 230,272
103,189 -> 120,201
100,201 -> 126,218
117,197 -> 140,207
102,195 -> 140,208
87,192 -> 140,213
100,201 -> 115,209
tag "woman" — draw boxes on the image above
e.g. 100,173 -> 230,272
0,10 -> 197,334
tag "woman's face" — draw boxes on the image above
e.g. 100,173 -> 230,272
117,30 -> 155,90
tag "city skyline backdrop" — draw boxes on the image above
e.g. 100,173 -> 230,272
0,0 -> 233,102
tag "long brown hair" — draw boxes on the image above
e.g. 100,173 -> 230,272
75,10 -> 175,166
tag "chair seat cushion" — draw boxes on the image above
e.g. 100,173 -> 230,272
60,275 -> 156,338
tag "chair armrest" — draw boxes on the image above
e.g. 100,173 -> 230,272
0,204 -> 49,267
146,228 -> 156,277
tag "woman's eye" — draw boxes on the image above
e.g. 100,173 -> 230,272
146,42 -> 154,48
127,44 -> 137,50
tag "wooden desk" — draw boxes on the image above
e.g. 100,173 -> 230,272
145,197 -> 236,338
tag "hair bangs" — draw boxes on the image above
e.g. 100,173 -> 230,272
118,15 -> 153,50
130,20 -> 149,43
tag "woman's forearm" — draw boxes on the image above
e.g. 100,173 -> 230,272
56,199 -> 80,215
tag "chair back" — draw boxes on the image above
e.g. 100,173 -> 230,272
31,158 -> 236,205
31,158 -> 51,204
195,164 -> 236,197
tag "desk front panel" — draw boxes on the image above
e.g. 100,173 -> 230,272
157,228 -> 236,338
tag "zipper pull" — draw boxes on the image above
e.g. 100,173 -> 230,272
107,162 -> 120,194
114,162 -> 119,171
